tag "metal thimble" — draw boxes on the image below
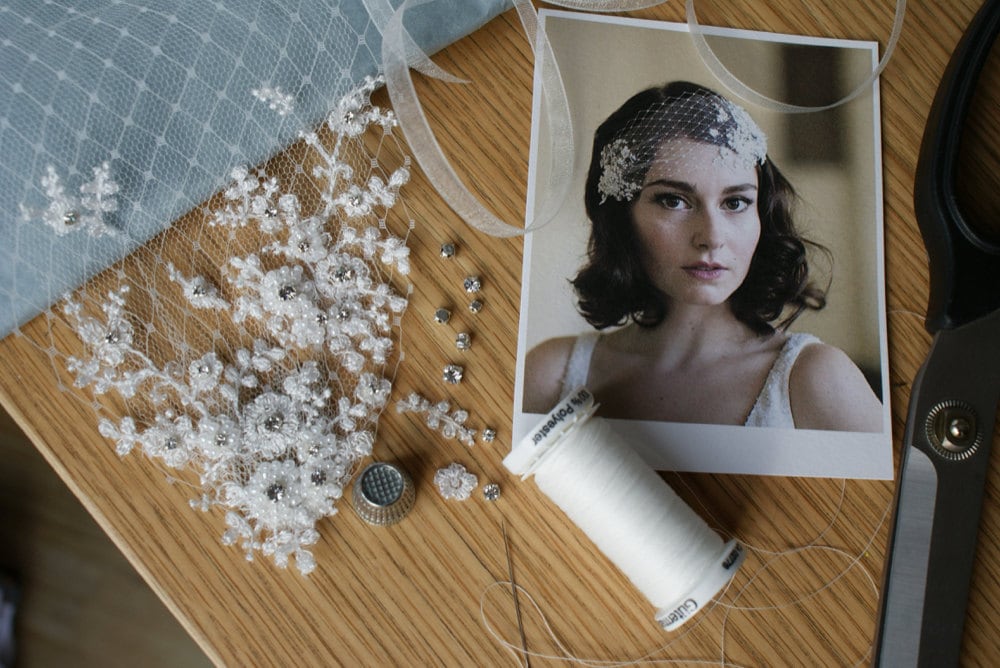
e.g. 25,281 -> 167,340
352,462 -> 415,526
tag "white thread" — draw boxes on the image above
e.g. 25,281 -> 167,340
480,580 -> 746,667
480,487 -> 890,666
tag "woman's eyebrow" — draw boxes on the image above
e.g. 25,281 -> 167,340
643,180 -> 758,194
643,179 -> 694,192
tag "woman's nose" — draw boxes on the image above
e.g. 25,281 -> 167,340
691,209 -> 724,250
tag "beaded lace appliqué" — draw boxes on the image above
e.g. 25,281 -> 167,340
60,76 -> 411,575
434,462 -> 479,501
22,162 -> 120,238
395,392 -> 477,447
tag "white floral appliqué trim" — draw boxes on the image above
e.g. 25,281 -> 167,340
395,392 -> 477,447
62,76 -> 409,575
23,162 -> 120,237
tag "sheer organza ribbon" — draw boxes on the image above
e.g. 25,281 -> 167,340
685,0 -> 907,113
368,0 -> 906,237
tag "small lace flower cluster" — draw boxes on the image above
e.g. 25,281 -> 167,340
252,85 -> 295,116
62,76 -> 410,575
395,392 -> 477,447
21,161 -> 120,237
597,138 -> 642,204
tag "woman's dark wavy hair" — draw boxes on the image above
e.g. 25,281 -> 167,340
572,81 -> 828,336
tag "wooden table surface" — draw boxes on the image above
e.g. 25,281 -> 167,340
2,1 -> 999,665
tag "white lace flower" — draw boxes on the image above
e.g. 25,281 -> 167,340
139,414 -> 195,469
249,177 -> 283,233
313,254 -> 367,298
98,416 -> 141,456
328,75 -> 383,137
355,372 -> 391,408
345,431 -> 374,458
300,458 -> 346,515
192,414 -> 241,463
176,272 -> 229,310
334,184 -> 376,218
281,361 -> 330,409
188,353 -> 223,395
242,392 -> 300,458
67,286 -> 134,370
377,235 -> 411,275
270,217 -> 330,264
719,99 -> 768,170
293,426 -> 339,463
434,463 -> 478,501
232,460 -> 312,532
260,265 -> 316,317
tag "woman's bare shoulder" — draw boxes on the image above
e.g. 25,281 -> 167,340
788,342 -> 884,432
522,336 -> 577,414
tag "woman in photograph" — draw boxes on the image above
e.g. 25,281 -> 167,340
523,81 -> 883,432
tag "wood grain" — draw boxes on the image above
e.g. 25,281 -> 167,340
2,2 -> 999,665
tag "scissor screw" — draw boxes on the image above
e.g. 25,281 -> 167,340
948,417 -> 972,442
925,400 -> 982,460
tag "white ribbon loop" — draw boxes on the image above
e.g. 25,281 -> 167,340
381,0 -> 591,237
686,0 -> 907,113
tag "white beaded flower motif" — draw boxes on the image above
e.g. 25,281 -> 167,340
61,76 -> 411,575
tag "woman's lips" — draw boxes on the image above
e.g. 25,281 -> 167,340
683,262 -> 726,280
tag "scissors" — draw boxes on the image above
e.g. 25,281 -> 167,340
873,0 -> 1000,664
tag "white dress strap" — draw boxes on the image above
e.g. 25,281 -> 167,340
560,331 -> 600,399
744,332 -> 822,428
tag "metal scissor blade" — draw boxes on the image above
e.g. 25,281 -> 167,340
874,309 -> 1000,666
874,446 -> 937,665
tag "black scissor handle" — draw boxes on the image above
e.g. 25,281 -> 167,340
915,0 -> 1000,332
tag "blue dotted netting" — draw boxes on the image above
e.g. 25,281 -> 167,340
0,0 -> 506,341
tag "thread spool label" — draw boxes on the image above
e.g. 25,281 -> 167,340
530,387 -> 593,446
656,540 -> 745,632
660,599 -> 700,629
503,387 -> 596,476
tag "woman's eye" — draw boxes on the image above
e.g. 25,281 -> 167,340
654,193 -> 687,210
723,196 -> 753,212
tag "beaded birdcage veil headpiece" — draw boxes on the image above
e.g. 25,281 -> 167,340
597,88 -> 768,204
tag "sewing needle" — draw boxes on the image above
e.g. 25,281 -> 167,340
502,519 -> 530,667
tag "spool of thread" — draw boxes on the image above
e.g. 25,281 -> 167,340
504,387 -> 744,631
